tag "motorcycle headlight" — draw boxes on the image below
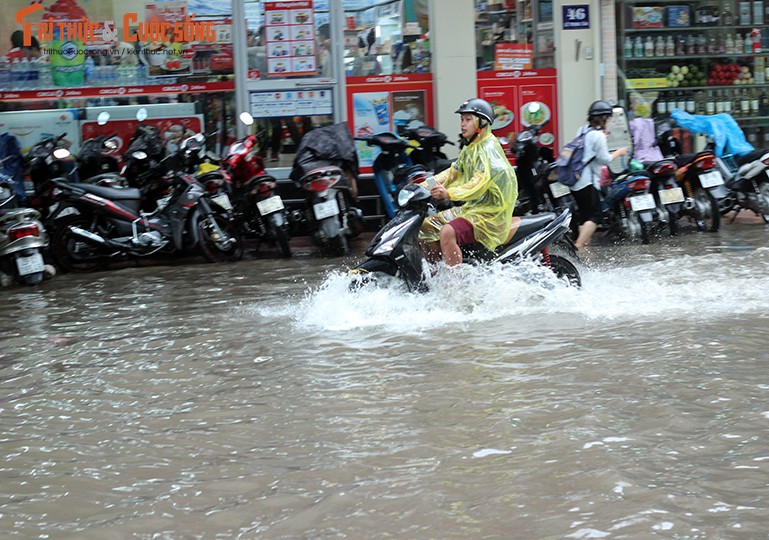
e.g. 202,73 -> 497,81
397,188 -> 416,207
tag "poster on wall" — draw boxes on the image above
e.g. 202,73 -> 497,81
477,69 -> 559,164
392,91 -> 427,136
0,109 -> 81,154
494,44 -> 533,71
249,89 -> 333,117
264,1 -> 317,77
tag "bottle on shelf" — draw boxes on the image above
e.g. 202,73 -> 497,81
735,33 -> 743,54
686,34 -> 696,55
686,91 -> 696,113
666,91 -> 677,115
676,90 -> 687,111
666,35 -> 675,56
634,36 -> 644,58
655,35 -> 665,57
750,88 -> 760,115
676,36 -> 686,56
755,56 -> 766,84
726,33 -> 736,54
756,0 -> 766,24
740,89 -> 750,117
655,91 -> 668,117
721,1 -> 735,25
759,88 -> 769,115
744,33 -> 753,54
625,36 -> 633,58
708,35 -> 717,54
717,34 -> 726,54
706,90 -> 716,114
697,34 -> 707,55
644,36 -> 654,57
0,56 -> 9,91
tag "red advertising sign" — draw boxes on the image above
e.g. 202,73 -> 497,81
346,73 -> 434,173
264,1 -> 317,77
477,69 -> 559,165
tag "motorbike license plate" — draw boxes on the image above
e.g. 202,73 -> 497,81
256,195 -> 285,216
211,193 -> 233,211
16,252 -> 44,276
629,193 -> 656,212
313,198 -> 340,220
550,182 -> 571,198
699,170 -> 725,188
658,187 -> 685,205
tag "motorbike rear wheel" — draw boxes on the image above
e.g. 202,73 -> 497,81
758,182 -> 769,223
693,187 -> 720,232
268,214 -> 291,258
546,247 -> 582,288
197,214 -> 244,263
51,215 -> 109,273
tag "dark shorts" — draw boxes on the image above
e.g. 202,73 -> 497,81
572,184 -> 602,224
448,217 -> 476,245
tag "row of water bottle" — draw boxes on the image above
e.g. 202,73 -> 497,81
0,56 -> 151,91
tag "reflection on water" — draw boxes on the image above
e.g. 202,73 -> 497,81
1,223 -> 769,538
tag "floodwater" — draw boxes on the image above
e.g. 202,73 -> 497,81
2,218 -> 769,539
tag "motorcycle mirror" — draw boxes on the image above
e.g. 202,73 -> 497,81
97,111 -> 111,125
104,138 -> 118,150
136,108 -> 148,122
497,137 -> 510,145
53,148 -> 71,159
132,150 -> 148,160
194,133 -> 205,142
239,112 -> 254,126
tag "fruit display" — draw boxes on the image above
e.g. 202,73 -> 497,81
707,62 -> 754,85
665,65 -> 707,87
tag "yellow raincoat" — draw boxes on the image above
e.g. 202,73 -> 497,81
419,127 -> 518,251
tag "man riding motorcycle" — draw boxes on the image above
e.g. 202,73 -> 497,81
419,98 -> 518,266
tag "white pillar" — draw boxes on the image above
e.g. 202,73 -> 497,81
430,0 -> 477,158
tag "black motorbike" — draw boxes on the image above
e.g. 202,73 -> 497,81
47,145 -> 242,273
508,118 -> 554,215
403,125 -> 455,174
290,123 -> 364,256
349,182 -> 581,293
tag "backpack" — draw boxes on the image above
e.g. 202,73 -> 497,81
555,127 -> 595,186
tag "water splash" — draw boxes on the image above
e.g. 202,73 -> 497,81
269,247 -> 769,331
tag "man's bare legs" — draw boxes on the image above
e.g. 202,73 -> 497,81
439,224 -> 463,266
574,220 -> 597,251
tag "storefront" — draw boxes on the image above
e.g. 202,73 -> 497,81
0,0 -> 564,188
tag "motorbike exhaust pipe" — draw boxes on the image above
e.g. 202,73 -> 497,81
69,226 -> 126,251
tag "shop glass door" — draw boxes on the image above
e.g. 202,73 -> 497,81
243,0 -> 339,170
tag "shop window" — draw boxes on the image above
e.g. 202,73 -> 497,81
475,0 -> 554,70
343,0 -> 431,76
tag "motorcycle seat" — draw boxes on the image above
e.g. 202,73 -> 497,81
72,182 -> 142,202
509,213 -> 556,243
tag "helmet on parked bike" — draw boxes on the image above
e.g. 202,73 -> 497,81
455,98 -> 495,127
587,100 -> 613,118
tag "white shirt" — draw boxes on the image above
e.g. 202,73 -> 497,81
571,127 -> 612,191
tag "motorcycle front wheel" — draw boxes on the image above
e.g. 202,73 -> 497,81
51,215 -> 109,273
197,214 -> 244,263
348,258 -> 397,291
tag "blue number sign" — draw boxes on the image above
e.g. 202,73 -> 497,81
563,4 -> 590,29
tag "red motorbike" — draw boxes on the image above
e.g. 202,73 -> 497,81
211,113 -> 292,257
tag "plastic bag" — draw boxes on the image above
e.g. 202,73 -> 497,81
670,110 -> 754,157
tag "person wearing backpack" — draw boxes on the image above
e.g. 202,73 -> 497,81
571,100 -> 628,252
419,98 -> 518,266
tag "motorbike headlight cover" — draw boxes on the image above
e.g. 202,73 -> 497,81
397,188 -> 416,207
229,142 -> 248,156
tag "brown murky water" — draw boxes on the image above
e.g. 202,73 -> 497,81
2,219 -> 769,539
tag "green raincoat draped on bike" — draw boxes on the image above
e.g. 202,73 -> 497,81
419,127 -> 518,251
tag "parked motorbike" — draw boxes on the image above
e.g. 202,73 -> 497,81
645,157 -> 684,236
47,139 -> 243,273
290,123 -> 364,256
348,182 -> 581,293
602,161 -> 663,244
508,114 -> 554,215
26,132 -> 72,216
717,151 -> 769,223
0,166 -> 51,286
403,125 -> 455,174
219,112 -> 292,257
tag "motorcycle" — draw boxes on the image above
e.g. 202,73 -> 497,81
717,150 -> 769,223
47,138 -> 243,273
71,111 -> 124,187
508,106 -> 554,215
290,123 -> 364,256
601,161 -> 663,244
218,112 -> 292,258
0,165 -> 52,286
656,121 -> 724,231
645,157 -> 684,236
348,182 -> 581,293
403,125 -> 455,175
